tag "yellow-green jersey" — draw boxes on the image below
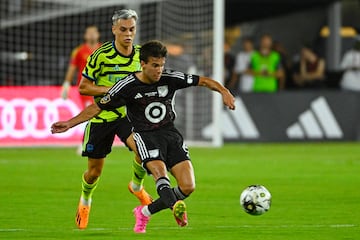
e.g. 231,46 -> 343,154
82,41 -> 141,122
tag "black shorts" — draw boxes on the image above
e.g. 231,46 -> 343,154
82,117 -> 132,159
133,127 -> 190,173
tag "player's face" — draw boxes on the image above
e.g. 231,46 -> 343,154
141,57 -> 166,83
243,40 -> 253,52
84,27 -> 100,44
112,18 -> 137,48
260,36 -> 272,50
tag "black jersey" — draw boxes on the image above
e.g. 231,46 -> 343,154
97,69 -> 200,132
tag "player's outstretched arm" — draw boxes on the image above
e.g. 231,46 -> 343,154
198,76 -> 236,110
78,77 -> 110,96
51,103 -> 101,134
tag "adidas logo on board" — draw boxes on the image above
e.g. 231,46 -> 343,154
286,96 -> 343,139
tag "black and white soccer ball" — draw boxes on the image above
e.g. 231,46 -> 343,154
240,185 -> 271,215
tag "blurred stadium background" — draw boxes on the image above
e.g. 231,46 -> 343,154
1,0 -> 221,146
0,0 -> 360,146
1,1 -> 360,239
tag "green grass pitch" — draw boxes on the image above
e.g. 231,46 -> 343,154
0,143 -> 359,239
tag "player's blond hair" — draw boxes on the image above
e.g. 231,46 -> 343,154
112,9 -> 138,25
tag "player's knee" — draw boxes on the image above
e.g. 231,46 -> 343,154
135,155 -> 142,165
180,182 -> 195,196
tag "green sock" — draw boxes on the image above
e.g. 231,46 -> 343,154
81,174 -> 99,203
131,158 -> 146,191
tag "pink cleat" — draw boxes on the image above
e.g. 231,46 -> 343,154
173,200 -> 188,227
133,206 -> 150,233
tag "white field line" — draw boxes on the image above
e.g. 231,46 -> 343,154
0,229 -> 25,232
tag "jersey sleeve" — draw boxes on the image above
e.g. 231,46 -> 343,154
96,92 -> 126,110
96,77 -> 129,110
162,69 -> 200,90
82,49 -> 102,82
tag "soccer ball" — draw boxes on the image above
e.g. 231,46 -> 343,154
240,185 -> 271,215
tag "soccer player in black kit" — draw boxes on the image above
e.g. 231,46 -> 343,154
51,40 -> 235,233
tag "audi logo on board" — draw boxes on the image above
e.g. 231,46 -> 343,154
0,98 -> 81,139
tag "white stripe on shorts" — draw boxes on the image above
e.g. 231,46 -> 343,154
133,133 -> 149,160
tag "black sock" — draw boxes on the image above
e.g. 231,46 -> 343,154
148,177 -> 177,215
148,186 -> 190,215
148,198 -> 167,214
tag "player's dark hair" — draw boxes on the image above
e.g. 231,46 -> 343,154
84,25 -> 100,35
243,37 -> 253,43
260,33 -> 273,42
140,40 -> 168,63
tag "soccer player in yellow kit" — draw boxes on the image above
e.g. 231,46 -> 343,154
73,9 -> 151,229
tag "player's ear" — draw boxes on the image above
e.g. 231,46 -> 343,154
111,25 -> 116,35
140,60 -> 146,68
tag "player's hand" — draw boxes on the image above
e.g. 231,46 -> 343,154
222,90 -> 235,110
51,121 -> 72,134
260,69 -> 270,76
61,82 -> 70,99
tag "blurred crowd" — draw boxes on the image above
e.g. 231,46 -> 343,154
224,33 -> 360,95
